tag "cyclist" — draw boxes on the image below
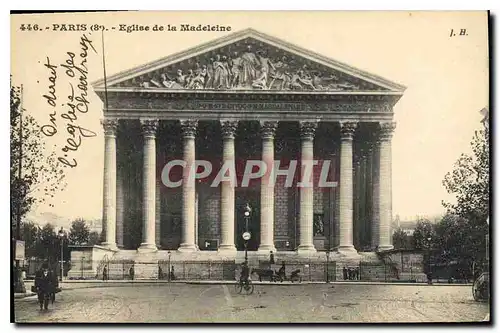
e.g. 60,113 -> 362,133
240,261 -> 250,288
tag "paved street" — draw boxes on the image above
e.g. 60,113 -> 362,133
14,283 -> 489,323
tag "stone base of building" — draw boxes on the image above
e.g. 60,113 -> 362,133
67,247 -> 425,281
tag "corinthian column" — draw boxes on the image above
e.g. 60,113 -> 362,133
371,142 -> 380,250
138,119 -> 158,252
258,121 -> 278,253
338,121 -> 358,255
218,120 -> 238,253
178,120 -> 198,252
116,159 -> 124,248
101,119 -> 118,250
377,122 -> 396,251
297,121 -> 318,255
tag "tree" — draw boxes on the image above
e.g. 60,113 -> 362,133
392,228 -> 410,250
412,219 -> 435,250
88,231 -> 100,246
69,218 -> 90,245
21,221 -> 39,258
442,113 -> 489,224
434,213 -> 488,272
441,110 -> 489,272
36,223 -> 57,261
10,82 -> 67,231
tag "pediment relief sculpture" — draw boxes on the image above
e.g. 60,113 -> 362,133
118,39 -> 385,92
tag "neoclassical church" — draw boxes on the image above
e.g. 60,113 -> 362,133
87,28 -> 404,266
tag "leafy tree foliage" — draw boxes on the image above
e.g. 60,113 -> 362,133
88,231 -> 101,246
392,228 -> 411,249
10,83 -> 67,229
442,116 -> 489,224
69,218 -> 90,245
34,223 -> 70,262
412,219 -> 435,250
21,221 -> 39,258
35,223 -> 56,260
441,113 -> 489,270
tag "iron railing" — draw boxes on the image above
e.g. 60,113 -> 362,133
23,258 -> 428,282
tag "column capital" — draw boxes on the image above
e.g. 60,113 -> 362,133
340,121 -> 358,140
140,119 -> 159,137
101,119 -> 118,136
378,122 -> 397,141
299,121 -> 318,140
220,120 -> 239,139
260,121 -> 278,139
180,119 -> 198,138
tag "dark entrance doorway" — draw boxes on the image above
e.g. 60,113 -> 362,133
235,189 -> 260,251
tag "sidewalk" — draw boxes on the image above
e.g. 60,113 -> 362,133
14,291 -> 36,299
20,279 -> 472,290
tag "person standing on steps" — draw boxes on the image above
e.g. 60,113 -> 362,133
270,251 -> 275,265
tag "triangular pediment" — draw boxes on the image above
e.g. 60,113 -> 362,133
93,28 -> 405,93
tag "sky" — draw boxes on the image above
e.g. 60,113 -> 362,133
10,11 -> 489,222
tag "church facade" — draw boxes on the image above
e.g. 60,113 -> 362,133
92,28 -> 405,260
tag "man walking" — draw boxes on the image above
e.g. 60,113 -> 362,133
34,262 -> 57,310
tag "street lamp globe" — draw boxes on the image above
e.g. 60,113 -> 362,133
58,227 -> 65,238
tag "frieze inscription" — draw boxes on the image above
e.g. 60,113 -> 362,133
108,97 -> 393,113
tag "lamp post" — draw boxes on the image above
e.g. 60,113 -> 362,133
326,250 -> 330,283
58,227 -> 65,282
486,217 -> 489,271
167,251 -> 171,282
243,203 -> 252,264
426,236 -> 432,281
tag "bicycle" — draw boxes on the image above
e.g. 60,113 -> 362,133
234,278 -> 254,295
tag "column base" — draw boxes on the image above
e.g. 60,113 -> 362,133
217,244 -> 237,253
296,244 -> 317,256
336,245 -> 360,257
376,245 -> 394,252
177,243 -> 198,252
257,244 -> 277,253
137,243 -> 158,253
100,242 -> 119,251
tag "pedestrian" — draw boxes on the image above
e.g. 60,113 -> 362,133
158,265 -> 163,280
34,262 -> 57,310
278,261 -> 286,281
129,266 -> 135,280
103,265 -> 108,281
355,267 -> 360,280
270,251 -> 275,265
343,266 -> 348,280
170,266 -> 176,281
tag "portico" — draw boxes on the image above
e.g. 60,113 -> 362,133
92,28 -> 404,259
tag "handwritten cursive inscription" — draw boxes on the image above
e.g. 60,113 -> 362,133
40,34 -> 98,168
41,57 -> 58,137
